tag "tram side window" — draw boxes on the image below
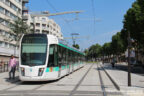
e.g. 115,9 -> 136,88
76,53 -> 78,63
68,50 -> 71,65
68,50 -> 72,64
58,45 -> 62,66
65,48 -> 68,65
72,51 -> 75,64
48,44 -> 58,67
61,47 -> 66,66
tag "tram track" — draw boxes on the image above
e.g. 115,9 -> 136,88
99,64 -> 120,91
69,63 -> 94,96
97,63 -> 107,96
97,63 -> 123,96
0,63 -> 124,96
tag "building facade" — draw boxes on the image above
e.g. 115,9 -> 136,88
27,15 -> 63,40
0,0 -> 28,60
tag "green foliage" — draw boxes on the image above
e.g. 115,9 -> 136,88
86,43 -> 102,59
122,0 -> 144,48
101,42 -> 112,56
73,44 -> 80,49
9,18 -> 30,42
86,32 -> 125,61
86,0 -> 144,61
111,32 -> 125,55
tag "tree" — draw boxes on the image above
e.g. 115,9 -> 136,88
8,18 -> 30,55
86,43 -> 102,61
122,0 -> 144,48
111,32 -> 125,55
111,32 -> 125,62
9,18 -> 30,42
73,44 -> 80,49
102,42 -> 112,56
101,42 -> 112,62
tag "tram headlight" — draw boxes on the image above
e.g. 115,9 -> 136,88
38,68 -> 44,76
21,67 -> 25,76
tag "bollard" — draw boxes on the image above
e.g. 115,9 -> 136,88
0,61 -> 2,73
4,63 -> 5,72
7,62 -> 8,71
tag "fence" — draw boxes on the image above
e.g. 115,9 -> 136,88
0,61 -> 19,73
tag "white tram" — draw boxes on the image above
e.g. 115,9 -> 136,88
19,34 -> 85,81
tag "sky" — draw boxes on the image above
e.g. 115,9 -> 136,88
27,0 -> 136,50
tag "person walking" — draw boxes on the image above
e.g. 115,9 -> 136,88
9,55 -> 17,80
130,48 -> 136,65
111,57 -> 116,68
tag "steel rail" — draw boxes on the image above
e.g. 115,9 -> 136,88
69,63 -> 93,96
97,64 -> 107,96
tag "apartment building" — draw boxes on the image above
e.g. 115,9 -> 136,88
27,14 -> 63,40
0,0 -> 28,60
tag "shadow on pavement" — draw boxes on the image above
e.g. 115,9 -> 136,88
5,76 -> 20,84
103,63 -> 144,76
4,76 -> 61,85
21,79 -> 60,85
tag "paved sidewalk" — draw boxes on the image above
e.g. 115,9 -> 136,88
0,71 -> 19,85
101,62 -> 144,96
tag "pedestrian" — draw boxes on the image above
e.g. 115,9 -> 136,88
130,48 -> 136,65
111,57 -> 116,68
9,55 -> 17,80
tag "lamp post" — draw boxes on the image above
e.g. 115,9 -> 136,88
127,31 -> 131,86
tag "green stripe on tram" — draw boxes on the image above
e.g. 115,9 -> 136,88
58,43 -> 84,55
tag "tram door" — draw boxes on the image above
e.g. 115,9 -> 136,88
48,45 -> 58,71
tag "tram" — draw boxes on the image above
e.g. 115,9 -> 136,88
19,34 -> 85,81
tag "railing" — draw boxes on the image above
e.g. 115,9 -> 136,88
22,0 -> 29,3
0,61 -> 19,73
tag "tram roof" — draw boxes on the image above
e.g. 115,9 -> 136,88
58,39 -> 84,55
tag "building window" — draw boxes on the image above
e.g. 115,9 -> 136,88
4,42 -> 9,48
0,41 -> 3,47
5,10 -> 10,16
35,29 -> 40,33
15,0 -> 21,3
42,24 -> 46,28
0,18 -> 4,24
10,2 -> 18,11
5,0 -> 10,6
42,18 -> 46,21
36,23 -> 40,27
4,20 -> 9,26
30,23 -> 33,26
0,7 -> 5,14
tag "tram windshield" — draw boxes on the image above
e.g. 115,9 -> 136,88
21,34 -> 47,66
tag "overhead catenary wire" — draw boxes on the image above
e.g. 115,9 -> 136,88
91,0 -> 96,34
45,0 -> 75,33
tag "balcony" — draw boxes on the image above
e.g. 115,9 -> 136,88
22,0 -> 29,3
22,15 -> 28,20
0,47 -> 19,57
